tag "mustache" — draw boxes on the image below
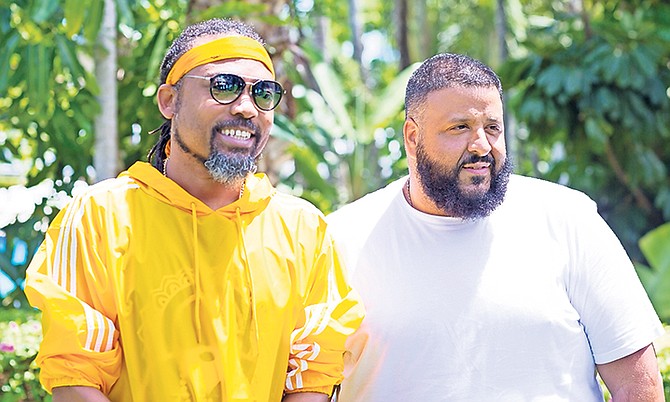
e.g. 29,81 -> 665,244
459,153 -> 495,167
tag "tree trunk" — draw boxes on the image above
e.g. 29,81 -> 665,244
396,0 -> 410,70
495,0 -> 516,160
93,0 -> 119,181
495,0 -> 508,63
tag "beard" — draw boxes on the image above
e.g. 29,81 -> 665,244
416,140 -> 513,220
204,151 -> 256,186
173,119 -> 261,185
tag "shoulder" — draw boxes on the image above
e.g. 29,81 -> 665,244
67,175 -> 140,210
328,177 -> 405,223
505,174 -> 596,210
327,177 -> 405,238
266,191 -> 328,231
270,191 -> 325,217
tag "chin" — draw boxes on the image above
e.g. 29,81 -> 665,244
460,177 -> 490,194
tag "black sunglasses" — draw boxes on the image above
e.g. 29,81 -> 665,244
183,73 -> 285,111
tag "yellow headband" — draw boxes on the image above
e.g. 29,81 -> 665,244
165,35 -> 275,85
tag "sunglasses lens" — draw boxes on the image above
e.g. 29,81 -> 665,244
252,81 -> 284,111
210,74 -> 246,103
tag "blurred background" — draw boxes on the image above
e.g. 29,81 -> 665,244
1,0 -> 669,400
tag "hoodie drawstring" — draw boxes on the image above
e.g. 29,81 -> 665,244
235,207 -> 260,360
191,202 -> 202,343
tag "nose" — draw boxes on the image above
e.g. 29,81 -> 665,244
229,87 -> 259,119
468,127 -> 492,156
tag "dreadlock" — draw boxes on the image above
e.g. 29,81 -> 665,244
146,18 -> 265,171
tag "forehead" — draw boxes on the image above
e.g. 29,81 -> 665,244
194,58 -> 274,80
424,85 -> 503,118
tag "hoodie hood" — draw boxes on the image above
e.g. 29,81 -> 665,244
124,161 -> 275,220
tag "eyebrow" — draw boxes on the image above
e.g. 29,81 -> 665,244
449,115 -> 503,124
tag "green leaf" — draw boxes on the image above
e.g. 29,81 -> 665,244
0,7 -> 11,35
25,44 -> 52,114
627,93 -> 654,125
638,223 -> 670,320
630,46 -> 657,78
637,148 -> 667,185
536,64 -> 563,97
271,114 -> 307,147
518,98 -> 545,122
563,68 -> 584,97
116,0 -> 135,27
304,88 -> 346,139
366,62 -> 420,134
64,0 -> 88,38
593,87 -> 617,116
311,62 -> 356,139
55,34 -> 85,80
30,0 -> 59,24
584,117 -> 607,154
291,145 -> 338,200
145,23 -> 170,83
0,31 -> 19,93
655,187 -> 670,220
83,0 -> 104,43
602,54 -> 623,83
640,223 -> 670,278
197,2 -> 269,20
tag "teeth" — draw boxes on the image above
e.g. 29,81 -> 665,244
221,129 -> 252,140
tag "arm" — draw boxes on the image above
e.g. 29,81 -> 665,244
284,223 -> 365,396
53,386 -> 112,402
282,392 -> 330,402
24,196 -> 122,394
596,344 -> 664,401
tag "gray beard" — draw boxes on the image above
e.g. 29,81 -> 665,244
204,151 -> 257,185
172,118 -> 261,185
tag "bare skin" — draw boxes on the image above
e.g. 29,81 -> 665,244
52,386 -> 110,402
53,387 -> 330,401
597,344 -> 665,401
283,392 -> 330,402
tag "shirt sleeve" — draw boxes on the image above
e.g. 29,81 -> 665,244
284,225 -> 365,395
565,195 -> 665,364
24,194 -> 122,394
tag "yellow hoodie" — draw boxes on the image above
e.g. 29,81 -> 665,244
25,161 -> 364,401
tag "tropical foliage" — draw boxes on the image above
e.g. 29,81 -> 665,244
501,1 -> 670,260
1,0 -> 670,399
0,308 -> 50,402
636,222 -> 670,323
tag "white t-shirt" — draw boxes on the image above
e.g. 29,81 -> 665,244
327,174 -> 664,402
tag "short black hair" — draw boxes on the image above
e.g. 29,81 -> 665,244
405,53 -> 503,119
148,18 -> 265,169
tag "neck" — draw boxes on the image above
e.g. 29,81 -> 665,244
405,173 -> 453,217
164,154 -> 245,210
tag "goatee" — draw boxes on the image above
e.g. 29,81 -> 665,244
204,152 -> 257,185
204,119 -> 261,185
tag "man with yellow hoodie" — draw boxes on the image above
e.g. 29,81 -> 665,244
25,18 -> 364,402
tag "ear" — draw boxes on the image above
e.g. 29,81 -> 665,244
157,84 -> 178,119
403,118 -> 419,162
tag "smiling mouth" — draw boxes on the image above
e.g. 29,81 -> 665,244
219,128 -> 253,140
462,162 -> 491,170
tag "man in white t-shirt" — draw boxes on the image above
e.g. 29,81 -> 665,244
327,53 -> 665,401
